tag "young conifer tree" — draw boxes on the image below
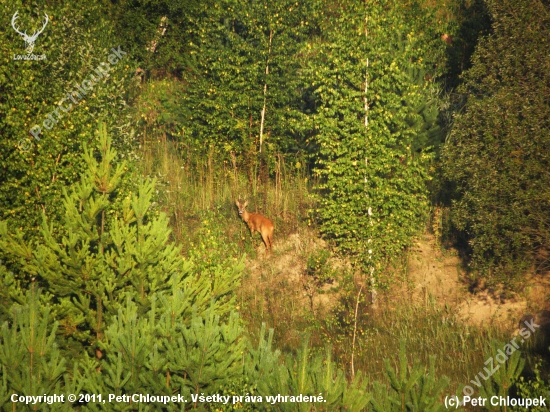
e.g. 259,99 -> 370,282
0,124 -> 241,356
1,124 -> 248,407
0,287 -> 75,410
371,340 -> 450,412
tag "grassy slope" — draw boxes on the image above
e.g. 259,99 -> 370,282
138,133 -> 550,400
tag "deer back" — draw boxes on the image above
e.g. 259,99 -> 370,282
246,212 -> 273,233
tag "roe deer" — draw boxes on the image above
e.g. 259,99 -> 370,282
235,200 -> 274,251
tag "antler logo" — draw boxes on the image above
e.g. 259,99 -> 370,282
11,11 -> 49,54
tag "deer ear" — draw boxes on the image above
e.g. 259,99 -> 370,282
235,200 -> 240,206
243,200 -> 248,207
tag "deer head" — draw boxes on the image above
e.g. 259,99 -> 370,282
11,11 -> 49,54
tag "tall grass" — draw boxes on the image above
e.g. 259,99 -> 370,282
137,129 -> 314,252
356,294 -> 510,384
239,248 -> 513,395
137,133 -> 538,402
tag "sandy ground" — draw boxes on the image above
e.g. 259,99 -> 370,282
408,233 -> 550,331
244,227 -> 550,334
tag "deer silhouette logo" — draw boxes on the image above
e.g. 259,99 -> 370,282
11,11 -> 49,55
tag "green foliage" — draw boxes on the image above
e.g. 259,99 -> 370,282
135,78 -> 187,133
0,287 -> 72,411
0,126 -> 241,356
512,359 -> 550,412
83,294 -> 245,410
0,368 -> 7,411
175,308 -> 243,394
306,248 -> 334,285
130,0 -> 317,178
2,1 -> 548,411
110,0 -> 208,76
442,0 -> 550,283
443,0 -> 492,90
187,210 -> 241,271
371,340 -> 451,412
249,331 -> 372,411
479,340 -> 525,409
0,260 -> 25,319
0,277 -> 246,411
243,323 -> 281,387
0,0 -> 136,239
198,0 -> 313,150
0,125 -> 249,410
309,0 -> 446,278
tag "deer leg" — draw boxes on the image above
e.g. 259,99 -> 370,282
260,232 -> 271,250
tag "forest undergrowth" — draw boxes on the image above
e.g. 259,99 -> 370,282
139,133 -> 549,406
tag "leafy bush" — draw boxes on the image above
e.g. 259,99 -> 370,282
0,0 -> 137,240
512,360 -> 550,412
309,0 -> 446,285
306,248 -> 334,286
442,0 -> 550,283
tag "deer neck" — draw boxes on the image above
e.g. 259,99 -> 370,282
241,209 -> 250,223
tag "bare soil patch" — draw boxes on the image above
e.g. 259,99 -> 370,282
407,234 -> 550,331
241,229 -> 550,338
